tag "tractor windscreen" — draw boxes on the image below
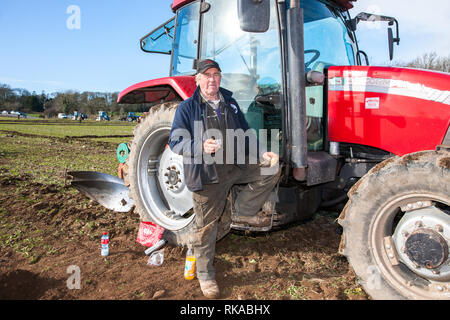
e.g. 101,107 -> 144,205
303,0 -> 356,71
200,0 -> 282,154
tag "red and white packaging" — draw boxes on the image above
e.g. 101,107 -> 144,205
136,221 -> 165,247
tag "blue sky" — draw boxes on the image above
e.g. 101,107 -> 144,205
0,0 -> 448,95
0,0 -> 174,94
351,0 -> 450,66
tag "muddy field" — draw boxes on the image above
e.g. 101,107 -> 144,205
0,121 -> 369,301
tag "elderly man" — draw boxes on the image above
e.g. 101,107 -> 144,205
168,59 -> 280,299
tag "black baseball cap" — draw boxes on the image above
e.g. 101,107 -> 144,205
196,59 -> 221,74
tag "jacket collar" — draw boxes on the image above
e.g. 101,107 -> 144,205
193,86 -> 234,105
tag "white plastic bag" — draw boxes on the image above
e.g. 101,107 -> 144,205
147,249 -> 164,267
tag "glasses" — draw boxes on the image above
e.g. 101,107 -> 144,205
202,72 -> 221,79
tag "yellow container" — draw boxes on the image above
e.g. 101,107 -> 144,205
184,248 -> 196,280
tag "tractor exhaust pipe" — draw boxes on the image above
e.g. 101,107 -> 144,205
287,0 -> 307,180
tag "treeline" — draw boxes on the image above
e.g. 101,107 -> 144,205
0,86 -> 150,118
393,52 -> 450,73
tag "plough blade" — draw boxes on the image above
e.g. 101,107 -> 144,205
67,171 -> 134,213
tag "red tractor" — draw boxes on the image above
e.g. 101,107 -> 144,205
93,0 -> 450,299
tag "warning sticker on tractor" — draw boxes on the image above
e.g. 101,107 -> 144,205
365,97 -> 380,109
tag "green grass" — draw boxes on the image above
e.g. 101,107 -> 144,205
286,284 -> 308,300
0,122 -> 122,261
0,119 -> 134,142
0,126 -> 122,186
0,119 -> 136,184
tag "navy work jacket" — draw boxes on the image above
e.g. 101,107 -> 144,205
168,86 -> 259,192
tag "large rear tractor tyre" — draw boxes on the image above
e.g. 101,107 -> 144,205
338,149 -> 450,300
126,102 -> 230,246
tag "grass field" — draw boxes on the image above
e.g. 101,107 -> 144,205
0,117 -> 134,142
0,118 -> 134,185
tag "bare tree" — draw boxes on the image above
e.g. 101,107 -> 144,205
393,52 -> 450,73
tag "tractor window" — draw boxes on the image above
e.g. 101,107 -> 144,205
302,0 -> 356,70
140,18 -> 175,54
301,0 -> 356,150
172,1 -> 200,75
200,0 -> 282,154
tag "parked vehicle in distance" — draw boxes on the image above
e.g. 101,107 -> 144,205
73,111 -> 88,120
10,111 -> 27,118
96,111 -> 110,121
120,112 -> 140,122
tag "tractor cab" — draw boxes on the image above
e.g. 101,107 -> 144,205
140,0 -> 359,154
130,0 -> 399,161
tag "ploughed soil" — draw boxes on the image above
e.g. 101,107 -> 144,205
0,131 -> 368,301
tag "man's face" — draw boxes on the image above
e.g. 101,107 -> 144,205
198,67 -> 221,99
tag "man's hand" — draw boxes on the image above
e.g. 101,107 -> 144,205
203,138 -> 221,154
261,151 -> 279,168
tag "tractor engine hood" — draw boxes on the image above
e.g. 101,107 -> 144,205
327,66 -> 450,156
117,76 -> 196,105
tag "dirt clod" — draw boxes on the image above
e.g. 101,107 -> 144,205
152,289 -> 166,299
439,157 -> 450,169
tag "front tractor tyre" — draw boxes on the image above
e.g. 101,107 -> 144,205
339,149 -> 450,300
126,102 -> 195,246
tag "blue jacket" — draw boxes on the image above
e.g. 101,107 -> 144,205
168,86 -> 254,192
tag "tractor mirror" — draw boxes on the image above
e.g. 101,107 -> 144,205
352,12 -> 400,61
388,28 -> 394,60
237,0 -> 270,33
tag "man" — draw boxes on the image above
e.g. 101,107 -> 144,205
168,59 -> 280,299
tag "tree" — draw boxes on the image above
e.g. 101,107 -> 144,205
43,99 -> 58,118
61,92 -> 79,114
394,52 -> 450,73
0,83 -> 144,117
0,84 -> 15,104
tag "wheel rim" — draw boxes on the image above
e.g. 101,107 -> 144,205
370,193 -> 450,299
136,127 -> 194,231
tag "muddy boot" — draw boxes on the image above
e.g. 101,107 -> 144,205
232,213 -> 271,228
199,279 -> 220,299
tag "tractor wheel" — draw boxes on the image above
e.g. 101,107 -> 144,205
126,102 -> 231,246
338,149 -> 450,300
